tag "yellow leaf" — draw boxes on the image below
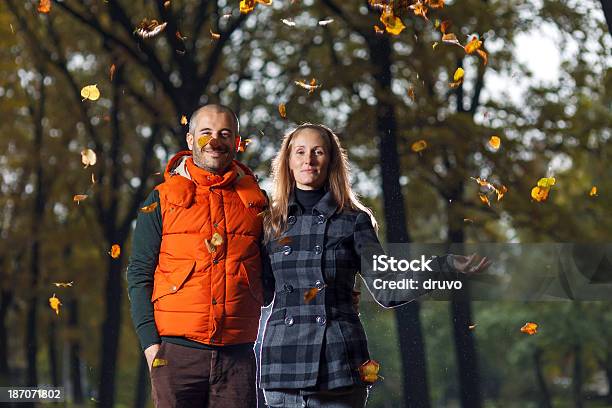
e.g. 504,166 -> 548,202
589,186 -> 597,196
81,149 -> 97,167
380,7 -> 406,36
204,239 -> 217,254
73,194 -> 88,204
488,136 -> 501,151
411,140 -> 427,153
520,322 -> 538,335
81,85 -> 100,101
453,67 -> 465,82
211,232 -> 223,247
531,186 -> 550,202
359,359 -> 382,383
140,202 -> 159,213
537,177 -> 556,188
197,135 -> 213,149
109,244 -> 121,259
38,0 -> 51,14
240,0 -> 271,14
432,41 -> 439,50
278,103 -> 287,118
464,36 -> 482,54
152,358 -> 168,368
478,193 -> 490,206
52,281 -> 74,288
180,115 -> 188,125
49,294 -> 61,315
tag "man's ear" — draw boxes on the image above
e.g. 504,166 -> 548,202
186,132 -> 194,150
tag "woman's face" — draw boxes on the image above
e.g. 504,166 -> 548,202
289,128 -> 330,190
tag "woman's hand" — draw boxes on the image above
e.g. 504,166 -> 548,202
451,253 -> 492,275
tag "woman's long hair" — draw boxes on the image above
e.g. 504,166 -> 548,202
264,123 -> 377,243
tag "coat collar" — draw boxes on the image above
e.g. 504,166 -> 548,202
288,187 -> 338,218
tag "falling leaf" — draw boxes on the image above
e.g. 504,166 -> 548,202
408,87 -> 416,101
240,0 -> 272,14
52,281 -> 74,288
73,194 -> 88,204
531,177 -> 556,202
204,239 -> 217,253
411,140 -> 427,153
37,0 -> 51,14
449,67 -> 464,88
211,232 -> 223,246
432,41 -> 439,49
237,138 -> 252,152
163,1 -> 171,8
295,78 -> 321,94
176,31 -> 187,41
91,173 -> 96,184
180,115 -> 188,125
152,358 -> 168,367
304,285 -> 326,303
410,1 -> 429,21
359,360 -> 382,383
468,324 -> 477,330
81,85 -> 100,101
478,193 -> 490,206
109,244 -> 121,259
463,218 -> 474,223
281,19 -> 297,27
488,136 -> 501,151
520,322 -> 538,335
49,294 -> 61,315
140,202 -> 159,213
373,25 -> 385,35
210,29 -> 220,40
442,33 -> 462,48
471,177 -> 507,202
440,20 -> 451,34
537,177 -> 556,188
318,19 -> 334,26
464,36 -> 482,54
81,149 -> 97,167
496,185 -> 508,201
476,49 -> 488,65
278,103 -> 287,118
589,186 -> 597,196
134,19 -> 168,38
109,64 -> 116,81
380,7 -> 406,35
434,19 -> 440,29
426,0 -> 445,9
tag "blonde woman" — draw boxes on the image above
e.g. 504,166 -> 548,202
257,124 -> 490,407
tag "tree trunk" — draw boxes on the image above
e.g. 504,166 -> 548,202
368,34 -> 430,408
0,289 -> 13,379
68,298 -> 83,404
605,352 -> 612,405
48,320 -> 59,387
133,355 -> 149,408
573,344 -> 583,408
600,0 -> 612,36
533,347 -> 553,408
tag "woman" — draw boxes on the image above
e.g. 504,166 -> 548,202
258,123 -> 490,407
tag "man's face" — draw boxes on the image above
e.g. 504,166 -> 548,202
186,109 -> 237,174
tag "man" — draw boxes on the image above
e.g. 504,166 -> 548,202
127,104 -> 267,407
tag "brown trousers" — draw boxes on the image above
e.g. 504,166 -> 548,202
150,341 -> 257,408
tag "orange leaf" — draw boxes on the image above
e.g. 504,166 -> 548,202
49,294 -> 61,315
295,78 -> 321,94
464,36 -> 482,54
426,0 -> 445,9
478,193 -> 490,206
488,136 -> 501,151
408,87 -> 416,101
73,194 -> 88,204
210,29 -> 221,40
410,1 -> 429,21
411,140 -> 427,153
358,359 -> 382,383
140,202 -> 159,213
442,33 -> 462,48
304,287 -> 325,303
109,64 -> 116,81
109,244 -> 121,259
476,49 -> 488,65
520,322 -> 538,335
589,186 -> 597,197
531,186 -> 550,202
440,20 -> 451,34
278,103 -> 287,118
278,236 -> 292,246
37,0 -> 51,14
180,115 -> 188,125
374,25 -> 385,35
237,138 -> 252,152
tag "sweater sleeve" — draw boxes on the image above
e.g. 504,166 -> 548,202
126,190 -> 162,351
354,211 -> 457,308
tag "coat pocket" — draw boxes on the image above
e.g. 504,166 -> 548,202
238,262 -> 264,306
151,259 -> 196,302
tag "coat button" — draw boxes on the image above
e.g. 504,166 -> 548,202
287,215 -> 297,225
314,280 -> 325,290
313,245 -> 322,255
213,222 -> 218,228
282,245 -> 292,256
284,316 -> 294,326
283,284 -> 294,293
316,214 -> 326,224
213,259 -> 219,265
316,316 -> 326,326
171,285 -> 177,292
211,298 -> 217,305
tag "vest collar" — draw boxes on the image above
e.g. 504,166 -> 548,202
288,187 -> 338,218
185,157 -> 237,187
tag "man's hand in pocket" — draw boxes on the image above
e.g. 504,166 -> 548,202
144,343 -> 161,372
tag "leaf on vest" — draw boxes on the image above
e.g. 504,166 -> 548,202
140,202 -> 158,213
303,285 -> 326,303
204,239 -> 217,254
211,232 -> 224,246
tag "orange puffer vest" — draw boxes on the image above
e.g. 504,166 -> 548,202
151,151 -> 267,345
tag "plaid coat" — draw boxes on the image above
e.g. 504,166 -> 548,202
258,191 -> 453,390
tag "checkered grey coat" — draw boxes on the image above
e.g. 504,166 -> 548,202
258,191 -> 454,390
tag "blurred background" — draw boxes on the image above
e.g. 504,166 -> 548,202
0,0 -> 611,407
